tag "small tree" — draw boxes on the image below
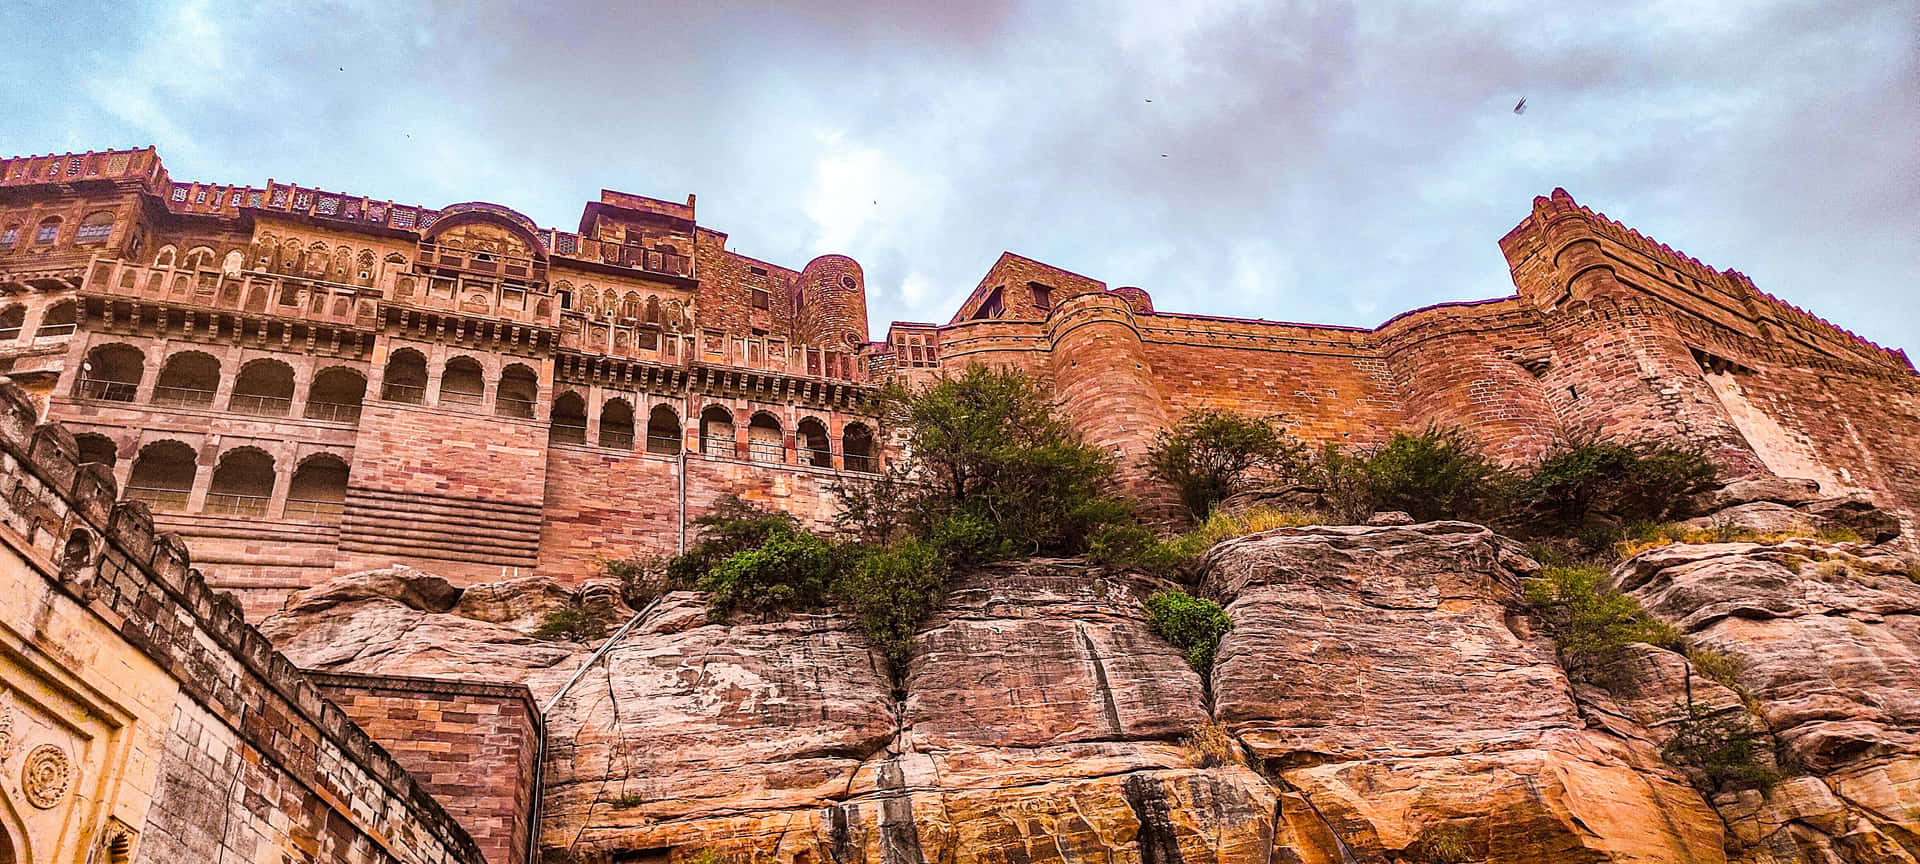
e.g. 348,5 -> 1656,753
698,524 -> 836,617
836,364 -> 1129,562
667,496 -> 802,586
1520,432 -> 1719,534
1147,408 -> 1306,520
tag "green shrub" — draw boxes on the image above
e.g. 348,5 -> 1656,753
1301,442 -> 1378,524
1523,564 -> 1685,686
602,555 -> 670,610
1519,434 -> 1719,534
1661,700 -> 1780,792
1365,427 -> 1514,523
1180,722 -> 1244,768
667,496 -> 804,586
834,540 -> 947,666
1145,589 -> 1233,677
1146,408 -> 1306,520
533,600 -> 617,643
836,365 -> 1129,562
698,525 -> 836,618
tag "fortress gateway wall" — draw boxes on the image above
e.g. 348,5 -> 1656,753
0,147 -> 1915,615
0,378 -> 521,863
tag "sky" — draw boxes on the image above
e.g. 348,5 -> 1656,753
4,0 -> 1915,355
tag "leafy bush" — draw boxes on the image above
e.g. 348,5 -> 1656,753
1301,443 -> 1380,524
1523,564 -> 1685,685
1147,409 -> 1306,520
533,599 -> 617,643
1145,589 -> 1233,677
667,496 -> 805,586
833,540 -> 947,666
698,525 -> 836,618
1661,701 -> 1780,792
1519,434 -> 1719,534
1364,427 -> 1514,523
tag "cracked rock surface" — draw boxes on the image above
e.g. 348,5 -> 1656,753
260,522 -> 1920,864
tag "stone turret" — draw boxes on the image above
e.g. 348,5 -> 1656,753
1045,291 -> 1173,503
792,254 -> 868,348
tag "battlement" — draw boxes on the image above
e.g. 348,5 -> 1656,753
0,378 -> 491,862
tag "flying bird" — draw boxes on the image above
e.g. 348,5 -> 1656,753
1145,99 -> 1152,103
1513,97 -> 1527,115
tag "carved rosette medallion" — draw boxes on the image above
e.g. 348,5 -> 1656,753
22,744 -> 72,809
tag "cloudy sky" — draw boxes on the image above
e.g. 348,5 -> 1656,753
5,0 -> 1914,354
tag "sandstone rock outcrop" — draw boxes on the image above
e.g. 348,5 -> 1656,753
1616,539 -> 1920,862
259,519 -> 1920,864
1205,522 -> 1726,863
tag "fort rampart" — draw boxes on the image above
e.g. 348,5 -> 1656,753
2,147 -> 1915,616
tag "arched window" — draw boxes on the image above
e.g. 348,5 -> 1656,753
0,222 -> 20,250
182,246 -> 214,270
797,418 -> 831,468
620,292 -> 642,321
550,391 -> 587,444
748,412 -> 783,464
306,367 -> 366,423
600,398 -> 635,449
207,448 -> 275,517
229,358 -> 294,416
279,238 -> 303,275
496,364 -> 538,418
645,296 -> 661,325
152,351 -> 221,407
153,246 -> 178,268
0,306 -> 23,341
439,356 -> 486,406
305,242 -> 329,278
646,405 -> 681,455
844,423 -> 876,473
699,406 -> 735,457
36,300 -> 77,336
75,343 -> 142,401
75,211 -> 115,244
382,349 -> 428,403
74,433 -> 117,467
285,454 -> 349,523
126,440 -> 197,511
33,216 -> 60,245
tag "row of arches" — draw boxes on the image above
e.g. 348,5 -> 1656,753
547,394 -> 876,471
247,233 -> 404,287
77,435 -> 350,523
557,281 -> 692,330
75,344 -> 370,422
0,300 -> 76,340
380,349 -> 540,417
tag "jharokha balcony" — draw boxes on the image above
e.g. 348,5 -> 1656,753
82,255 -> 379,328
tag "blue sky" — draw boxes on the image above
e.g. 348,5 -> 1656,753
4,0 -> 1914,355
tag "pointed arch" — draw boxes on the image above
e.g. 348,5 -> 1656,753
207,447 -> 275,516
797,417 -> 831,468
126,439 -> 198,511
699,405 -> 735,457
286,453 -> 349,523
748,412 -> 783,464
496,363 -> 538,418
306,366 -> 366,422
76,343 -> 142,401
230,358 -> 294,416
152,245 -> 178,268
381,348 -> 428,403
599,397 -> 635,449
153,351 -> 221,407
550,391 -> 587,444
844,422 -> 876,472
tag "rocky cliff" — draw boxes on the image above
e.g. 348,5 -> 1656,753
260,517 -> 1920,864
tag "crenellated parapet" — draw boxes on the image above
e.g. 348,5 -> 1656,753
0,377 -> 491,864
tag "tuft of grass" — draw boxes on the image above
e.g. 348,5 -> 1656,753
1180,722 -> 1245,768
1808,559 -> 1853,583
608,792 -> 646,809
1661,701 -> 1780,792
1906,561 -> 1920,585
1088,506 -> 1327,576
1415,827 -> 1472,864
1813,526 -> 1863,544
1686,645 -> 1745,692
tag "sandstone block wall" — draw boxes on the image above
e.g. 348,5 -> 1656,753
313,672 -> 542,864
0,379 -> 488,863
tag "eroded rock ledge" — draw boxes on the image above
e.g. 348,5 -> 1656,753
261,521 -> 1920,864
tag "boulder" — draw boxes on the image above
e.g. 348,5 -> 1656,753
1800,495 -> 1904,543
1696,476 -> 1825,512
